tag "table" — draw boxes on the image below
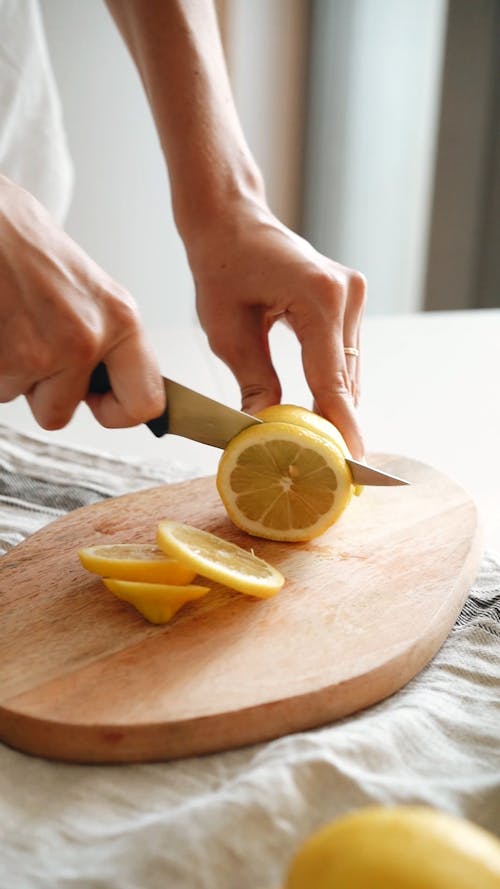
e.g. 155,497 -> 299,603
1,308 -> 499,889
2,308 -> 499,550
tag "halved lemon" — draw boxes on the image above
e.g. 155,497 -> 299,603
156,520 -> 285,598
103,578 -> 210,624
78,544 -> 196,584
257,404 -> 363,497
216,420 -> 353,542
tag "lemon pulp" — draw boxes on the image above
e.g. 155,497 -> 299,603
216,420 -> 353,542
157,520 -> 284,598
257,404 -> 363,497
78,543 -> 196,584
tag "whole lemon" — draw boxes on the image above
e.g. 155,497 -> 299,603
284,806 -> 500,889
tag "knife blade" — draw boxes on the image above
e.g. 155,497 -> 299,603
89,364 -> 410,486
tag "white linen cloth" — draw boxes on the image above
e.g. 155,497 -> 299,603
0,423 -> 498,889
0,0 -> 73,221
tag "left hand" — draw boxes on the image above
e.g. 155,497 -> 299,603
189,201 -> 366,459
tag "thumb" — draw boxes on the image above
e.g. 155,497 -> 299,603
205,308 -> 281,414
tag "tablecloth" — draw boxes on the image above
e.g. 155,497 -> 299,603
0,423 -> 499,889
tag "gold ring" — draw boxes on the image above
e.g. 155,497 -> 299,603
344,347 -> 360,357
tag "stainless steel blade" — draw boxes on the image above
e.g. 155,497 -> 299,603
345,459 -> 410,486
163,378 -> 410,486
164,378 -> 261,449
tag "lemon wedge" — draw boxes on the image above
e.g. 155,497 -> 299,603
216,420 -> 353,542
78,543 -> 196,584
157,520 -> 284,598
102,578 -> 210,624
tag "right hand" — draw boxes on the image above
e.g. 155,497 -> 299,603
0,175 -> 165,430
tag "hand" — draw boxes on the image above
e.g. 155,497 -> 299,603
103,0 -> 366,457
190,201 -> 366,459
0,175 -> 165,431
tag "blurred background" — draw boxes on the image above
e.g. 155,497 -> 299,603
40,0 -> 500,325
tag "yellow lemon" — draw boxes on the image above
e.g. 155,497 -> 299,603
157,520 -> 284,598
257,404 -> 363,497
284,805 -> 500,889
216,420 -> 353,542
102,578 -> 210,624
78,543 -> 196,584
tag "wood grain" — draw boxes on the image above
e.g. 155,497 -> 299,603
0,455 -> 482,763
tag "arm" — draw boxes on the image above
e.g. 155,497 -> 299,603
0,175 -> 165,430
105,0 -> 366,457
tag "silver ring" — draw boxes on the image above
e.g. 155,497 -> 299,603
344,347 -> 360,358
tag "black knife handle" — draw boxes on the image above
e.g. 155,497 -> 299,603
88,362 -> 169,438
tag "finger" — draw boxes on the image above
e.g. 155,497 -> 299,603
288,312 -> 365,459
27,366 -> 90,430
204,307 -> 282,414
342,273 -> 365,404
342,339 -> 361,407
86,333 -> 165,428
343,271 -> 366,406
0,374 -> 32,404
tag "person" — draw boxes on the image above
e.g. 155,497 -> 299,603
0,0 -> 366,459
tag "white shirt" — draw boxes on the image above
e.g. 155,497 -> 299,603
0,0 -> 73,222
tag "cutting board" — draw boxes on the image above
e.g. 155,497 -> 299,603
0,454 -> 481,763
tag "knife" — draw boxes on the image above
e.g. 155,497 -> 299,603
89,363 -> 409,487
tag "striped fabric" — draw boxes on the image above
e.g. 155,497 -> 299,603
0,423 -> 498,888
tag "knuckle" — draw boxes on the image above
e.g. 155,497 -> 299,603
21,343 -> 53,378
105,286 -> 141,334
348,270 -> 367,306
66,328 -> 100,367
318,371 -> 352,399
308,269 -> 344,306
241,380 -> 282,411
139,387 -> 165,423
0,382 -> 19,403
124,373 -> 166,425
207,327 -> 231,361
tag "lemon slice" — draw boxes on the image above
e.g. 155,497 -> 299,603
216,420 -> 353,542
156,520 -> 285,598
103,578 -> 210,624
78,544 -> 196,584
257,404 -> 363,497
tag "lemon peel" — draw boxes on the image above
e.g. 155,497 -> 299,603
284,805 -> 500,889
102,578 -> 210,625
257,404 -> 363,497
157,520 -> 284,598
78,543 -> 196,584
216,420 -> 353,542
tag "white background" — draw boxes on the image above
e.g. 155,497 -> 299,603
40,0 -> 447,323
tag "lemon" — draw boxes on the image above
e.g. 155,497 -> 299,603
78,543 -> 196,584
284,806 -> 500,889
103,578 -> 210,624
257,404 -> 363,497
156,520 -> 285,598
216,420 -> 353,542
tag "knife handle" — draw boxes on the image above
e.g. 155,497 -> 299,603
88,363 -> 169,438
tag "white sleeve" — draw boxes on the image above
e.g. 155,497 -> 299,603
0,0 -> 73,222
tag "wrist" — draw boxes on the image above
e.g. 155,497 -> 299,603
171,156 -> 267,244
181,188 -> 278,274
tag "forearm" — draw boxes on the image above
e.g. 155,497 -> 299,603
105,0 -> 265,239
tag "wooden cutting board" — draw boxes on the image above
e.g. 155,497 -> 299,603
0,454 -> 482,763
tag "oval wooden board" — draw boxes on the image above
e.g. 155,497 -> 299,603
0,454 -> 482,763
